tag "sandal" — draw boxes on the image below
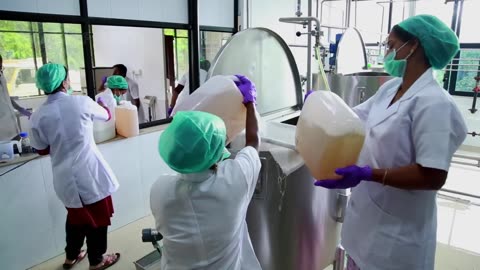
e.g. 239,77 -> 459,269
63,250 -> 87,269
89,253 -> 120,270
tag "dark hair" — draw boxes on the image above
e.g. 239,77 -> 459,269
200,60 -> 211,71
113,64 -> 127,77
46,66 -> 69,95
391,25 -> 416,43
391,25 -> 431,67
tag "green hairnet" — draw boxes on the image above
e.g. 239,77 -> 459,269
107,75 -> 128,90
158,111 -> 230,174
35,63 -> 67,93
398,14 -> 459,70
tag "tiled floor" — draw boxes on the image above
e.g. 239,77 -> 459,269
30,209 -> 480,270
29,215 -> 156,270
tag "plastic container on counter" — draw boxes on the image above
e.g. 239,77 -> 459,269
94,89 -> 117,143
115,101 -> 139,138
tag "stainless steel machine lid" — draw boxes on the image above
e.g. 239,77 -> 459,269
335,27 -> 368,75
208,28 -> 302,116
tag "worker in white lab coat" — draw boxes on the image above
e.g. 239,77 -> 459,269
113,64 -> 145,123
167,59 -> 211,116
150,75 -> 262,269
0,54 -> 32,141
30,63 -> 120,270
314,15 -> 468,270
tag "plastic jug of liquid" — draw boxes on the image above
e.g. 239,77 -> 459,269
115,101 -> 139,138
94,90 -> 117,143
296,91 -> 365,180
0,141 -> 21,161
19,132 -> 32,154
172,75 -> 246,143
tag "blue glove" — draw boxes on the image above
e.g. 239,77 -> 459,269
234,75 -> 257,104
314,165 -> 373,189
304,90 -> 314,102
167,107 -> 173,118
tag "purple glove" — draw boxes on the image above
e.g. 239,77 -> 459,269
314,165 -> 373,189
18,107 -> 32,118
101,76 -> 107,84
234,75 -> 256,104
97,97 -> 105,105
167,107 -> 173,118
304,90 -> 314,102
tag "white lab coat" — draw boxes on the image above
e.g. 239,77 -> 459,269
125,76 -> 145,123
175,69 -> 208,107
150,146 -> 262,270
30,92 -> 119,208
0,72 -> 20,140
342,69 -> 467,270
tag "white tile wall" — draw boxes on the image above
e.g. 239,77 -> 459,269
0,159 -> 57,270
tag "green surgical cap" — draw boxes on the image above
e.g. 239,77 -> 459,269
398,14 -> 459,70
35,63 -> 67,93
158,111 -> 230,174
107,75 -> 128,90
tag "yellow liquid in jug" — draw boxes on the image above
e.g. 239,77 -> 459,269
296,126 -> 365,180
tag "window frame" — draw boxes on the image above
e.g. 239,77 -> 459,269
445,0 -> 480,97
0,0 -> 238,128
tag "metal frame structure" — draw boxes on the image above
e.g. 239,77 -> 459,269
0,0 -> 238,128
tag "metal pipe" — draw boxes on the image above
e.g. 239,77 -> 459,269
296,0 -> 303,17
354,0 -> 358,27
321,24 -> 348,30
440,188 -> 480,200
307,0 -> 313,91
345,0 -> 352,27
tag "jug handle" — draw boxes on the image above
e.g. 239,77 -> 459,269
12,140 -> 22,154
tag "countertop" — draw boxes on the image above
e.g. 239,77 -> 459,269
0,124 -> 168,169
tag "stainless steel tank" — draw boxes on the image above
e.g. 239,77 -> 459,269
327,71 -> 392,107
208,28 -> 345,270
320,28 -> 393,107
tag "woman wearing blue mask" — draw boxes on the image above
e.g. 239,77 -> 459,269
314,15 -> 467,270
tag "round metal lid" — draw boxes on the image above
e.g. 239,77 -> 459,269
208,28 -> 302,116
335,27 -> 368,75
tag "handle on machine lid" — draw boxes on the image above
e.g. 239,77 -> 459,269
358,87 -> 366,104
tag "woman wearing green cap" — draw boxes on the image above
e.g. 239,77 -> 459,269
106,75 -> 129,105
30,63 -> 120,270
150,75 -> 262,269
313,15 -> 467,269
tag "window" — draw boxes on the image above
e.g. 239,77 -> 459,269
164,29 -> 189,81
92,25 -> 177,123
199,31 -> 232,67
0,20 -> 85,97
449,49 -> 480,94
